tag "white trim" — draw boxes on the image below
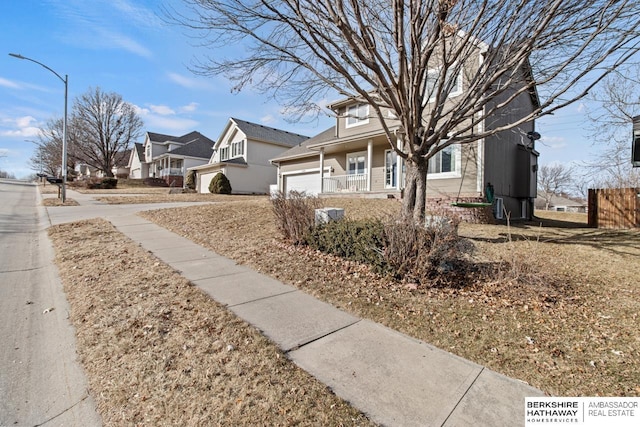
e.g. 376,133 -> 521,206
319,148 -> 325,193
384,149 -> 399,189
427,143 -> 462,179
346,151 -> 368,176
366,140 -> 373,191
345,103 -> 370,128
281,166 -> 331,176
425,64 -> 463,104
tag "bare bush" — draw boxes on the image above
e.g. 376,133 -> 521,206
383,212 -> 471,285
271,191 -> 320,245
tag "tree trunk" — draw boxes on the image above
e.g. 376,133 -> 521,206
401,157 -> 428,223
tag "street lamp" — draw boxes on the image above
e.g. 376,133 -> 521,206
9,53 -> 68,202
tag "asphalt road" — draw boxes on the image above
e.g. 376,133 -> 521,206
0,180 -> 101,427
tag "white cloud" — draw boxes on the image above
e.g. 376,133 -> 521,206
44,0 -> 153,58
133,104 -> 198,133
0,116 -> 41,138
149,104 -> 176,116
103,30 -> 153,58
260,114 -> 276,125
180,102 -> 199,113
0,77 -> 20,89
540,135 -> 567,149
167,72 -> 216,91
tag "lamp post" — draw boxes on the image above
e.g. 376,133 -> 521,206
9,53 -> 68,202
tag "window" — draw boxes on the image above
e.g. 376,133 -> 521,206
220,147 -> 229,161
346,104 -> 369,127
385,150 -> 398,188
425,65 -> 463,103
231,140 -> 244,158
428,144 -> 460,177
347,151 -> 367,175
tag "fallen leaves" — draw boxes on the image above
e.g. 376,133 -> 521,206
136,201 -> 640,397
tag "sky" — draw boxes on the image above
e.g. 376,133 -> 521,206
0,0 -> 602,179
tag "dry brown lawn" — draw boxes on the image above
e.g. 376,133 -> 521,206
138,199 -> 640,397
41,197 -> 80,207
49,219 -> 375,426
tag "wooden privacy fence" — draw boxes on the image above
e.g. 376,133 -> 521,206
588,188 -> 640,228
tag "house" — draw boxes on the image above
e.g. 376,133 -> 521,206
189,118 -> 309,194
535,192 -> 587,213
271,49 -> 539,221
111,149 -> 131,178
128,143 -> 147,179
138,131 -> 215,187
74,149 -> 130,179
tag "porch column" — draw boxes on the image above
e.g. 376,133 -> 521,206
319,147 -> 325,193
366,139 -> 373,191
397,156 -> 403,192
397,137 -> 403,191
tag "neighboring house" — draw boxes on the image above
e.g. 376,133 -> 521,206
139,131 -> 215,187
74,149 -> 130,179
74,163 -> 99,180
190,118 -> 309,194
271,44 -> 539,220
128,143 -> 148,179
535,192 -> 587,213
111,149 -> 131,178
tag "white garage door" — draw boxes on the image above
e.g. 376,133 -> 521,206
283,172 -> 321,196
199,171 -> 220,194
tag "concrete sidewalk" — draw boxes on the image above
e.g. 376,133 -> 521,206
46,188 -> 545,427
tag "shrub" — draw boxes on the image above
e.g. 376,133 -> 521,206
382,212 -> 470,284
305,218 -> 387,272
271,191 -> 320,244
209,173 -> 232,194
185,170 -> 196,190
86,177 -> 118,189
101,177 -> 118,189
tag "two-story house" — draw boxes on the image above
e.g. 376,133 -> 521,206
190,118 -> 309,194
136,131 -> 215,187
271,59 -> 539,221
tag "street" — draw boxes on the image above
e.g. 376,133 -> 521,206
0,180 -> 100,426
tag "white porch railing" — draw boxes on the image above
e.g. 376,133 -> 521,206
159,167 -> 183,177
323,173 -> 367,193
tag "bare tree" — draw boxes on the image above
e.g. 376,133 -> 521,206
537,163 -> 574,210
584,68 -> 640,188
31,116 -> 84,177
72,87 -> 143,177
171,0 -> 640,221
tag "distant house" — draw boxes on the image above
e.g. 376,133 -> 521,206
137,131 -> 215,187
75,149 -> 131,179
535,192 -> 587,213
111,149 -> 131,178
190,118 -> 309,194
128,143 -> 147,179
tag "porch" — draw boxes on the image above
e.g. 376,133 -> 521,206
322,173 -> 368,193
